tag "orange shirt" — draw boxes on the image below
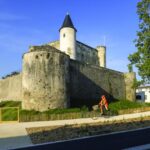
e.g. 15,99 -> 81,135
99,96 -> 108,106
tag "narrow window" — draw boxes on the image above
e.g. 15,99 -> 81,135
63,33 -> 66,38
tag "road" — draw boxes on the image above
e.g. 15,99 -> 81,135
13,127 -> 150,150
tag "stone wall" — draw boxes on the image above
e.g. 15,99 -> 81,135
69,60 -> 126,107
76,41 -> 99,66
0,74 -> 22,101
22,45 -> 70,111
48,41 -> 60,51
124,72 -> 136,101
48,40 -> 100,66
0,45 -> 135,111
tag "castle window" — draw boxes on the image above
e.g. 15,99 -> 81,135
63,33 -> 66,38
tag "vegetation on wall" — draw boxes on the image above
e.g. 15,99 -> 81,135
128,0 -> 150,84
1,71 -> 20,79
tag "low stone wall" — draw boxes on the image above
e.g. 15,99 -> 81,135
70,60 -> 126,107
0,73 -> 22,101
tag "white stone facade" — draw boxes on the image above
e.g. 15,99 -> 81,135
96,46 -> 106,67
60,27 -> 76,60
48,40 -> 106,67
49,14 -> 106,67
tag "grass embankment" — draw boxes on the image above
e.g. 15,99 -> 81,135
109,100 -> 150,114
0,101 -> 21,121
1,100 -> 150,122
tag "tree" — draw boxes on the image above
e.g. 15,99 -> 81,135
128,0 -> 150,84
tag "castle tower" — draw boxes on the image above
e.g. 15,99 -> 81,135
96,46 -> 106,67
59,14 -> 77,60
22,46 -> 70,111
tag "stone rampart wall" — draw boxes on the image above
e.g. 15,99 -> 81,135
0,74 -> 22,101
70,60 -> 126,107
0,46 -> 135,110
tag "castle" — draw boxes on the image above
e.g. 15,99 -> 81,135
0,14 -> 136,111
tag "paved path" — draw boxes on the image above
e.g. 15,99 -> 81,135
0,124 -> 32,150
1,111 -> 150,150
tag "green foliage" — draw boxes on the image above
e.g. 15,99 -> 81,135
20,109 -> 40,115
132,78 -> 143,88
2,108 -> 18,121
0,101 -> 20,121
81,105 -> 89,112
128,0 -> 150,84
0,101 -> 21,108
128,64 -> 133,72
108,100 -> 150,114
2,100 -> 150,121
44,108 -> 82,114
109,100 -> 141,110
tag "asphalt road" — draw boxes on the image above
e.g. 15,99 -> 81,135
14,127 -> 150,150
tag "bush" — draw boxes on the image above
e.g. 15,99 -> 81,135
108,100 -> 149,115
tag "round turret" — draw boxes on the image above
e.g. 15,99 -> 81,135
59,14 -> 77,60
22,45 -> 70,111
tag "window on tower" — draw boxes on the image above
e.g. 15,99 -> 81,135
63,33 -> 66,38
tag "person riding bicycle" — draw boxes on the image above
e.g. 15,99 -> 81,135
99,95 -> 108,115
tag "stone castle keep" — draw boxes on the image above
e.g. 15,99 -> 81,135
0,14 -> 135,111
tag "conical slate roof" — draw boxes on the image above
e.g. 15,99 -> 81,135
59,14 -> 77,31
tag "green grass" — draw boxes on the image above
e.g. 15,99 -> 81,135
1,100 -> 150,122
108,100 -> 150,115
19,106 -> 90,121
0,101 -> 90,122
0,101 -> 21,121
1,108 -> 18,121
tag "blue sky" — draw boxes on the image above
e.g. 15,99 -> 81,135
0,0 -> 140,78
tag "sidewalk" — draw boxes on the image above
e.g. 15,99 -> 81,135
1,111 -> 150,150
